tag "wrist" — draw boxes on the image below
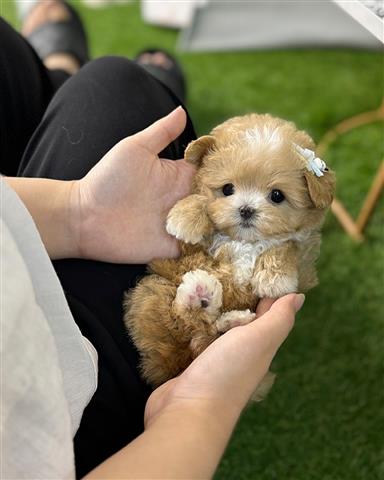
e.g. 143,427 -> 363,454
68,179 -> 96,260
5,177 -> 82,259
48,178 -> 81,259
145,399 -> 241,479
68,179 -> 84,259
147,396 -> 242,435
85,397 -> 242,480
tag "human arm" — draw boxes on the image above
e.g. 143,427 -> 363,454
4,177 -> 78,260
85,293 -> 304,479
5,107 -> 195,262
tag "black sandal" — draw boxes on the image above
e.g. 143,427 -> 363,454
23,0 -> 89,67
134,49 -> 187,104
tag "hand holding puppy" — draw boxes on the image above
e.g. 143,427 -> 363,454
144,294 -> 304,427
70,107 -> 195,263
88,295 -> 304,479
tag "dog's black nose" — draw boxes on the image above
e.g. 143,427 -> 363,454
239,206 -> 255,220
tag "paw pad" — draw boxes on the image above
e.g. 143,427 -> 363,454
175,269 -> 223,315
188,283 -> 215,309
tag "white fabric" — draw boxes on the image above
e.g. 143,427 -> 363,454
141,0 -> 207,28
1,178 -> 98,479
178,0 -> 382,51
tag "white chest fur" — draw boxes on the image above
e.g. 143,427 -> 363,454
208,234 -> 287,286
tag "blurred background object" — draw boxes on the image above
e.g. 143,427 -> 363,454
141,0 -> 207,29
82,0 -> 133,8
16,0 -> 133,17
177,0 -> 383,51
360,0 -> 384,18
317,101 -> 383,242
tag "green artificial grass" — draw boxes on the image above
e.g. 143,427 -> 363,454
2,1 -> 383,478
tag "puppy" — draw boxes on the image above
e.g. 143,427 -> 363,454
124,114 -> 335,392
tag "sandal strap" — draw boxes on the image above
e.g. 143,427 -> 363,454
135,49 -> 186,104
26,2 -> 89,66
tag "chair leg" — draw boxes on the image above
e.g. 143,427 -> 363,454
356,162 -> 384,232
331,199 -> 364,242
318,100 -> 384,242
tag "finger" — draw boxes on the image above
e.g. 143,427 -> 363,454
162,236 -> 180,259
160,158 -> 196,199
255,298 -> 276,317
160,158 -> 196,180
247,293 -> 305,349
131,106 -> 187,155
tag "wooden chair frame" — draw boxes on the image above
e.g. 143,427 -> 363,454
317,101 -> 384,242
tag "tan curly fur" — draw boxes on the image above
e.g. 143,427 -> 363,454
124,113 -> 335,392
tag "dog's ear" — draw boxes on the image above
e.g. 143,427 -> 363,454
304,169 -> 336,209
185,135 -> 216,167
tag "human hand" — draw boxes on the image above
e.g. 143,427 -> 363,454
85,294 -> 304,479
70,107 -> 195,263
144,293 -> 304,428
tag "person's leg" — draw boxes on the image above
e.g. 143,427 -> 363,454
135,49 -> 187,103
20,0 -> 86,76
0,17 -> 67,175
0,0 -> 93,176
18,55 -> 196,477
19,56 -> 194,178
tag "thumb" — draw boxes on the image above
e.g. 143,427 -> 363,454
160,157 -> 196,186
246,293 -> 305,351
130,106 -> 187,155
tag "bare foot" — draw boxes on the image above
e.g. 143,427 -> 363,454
22,0 -> 80,75
135,51 -> 174,71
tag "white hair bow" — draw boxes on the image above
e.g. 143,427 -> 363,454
295,145 -> 328,177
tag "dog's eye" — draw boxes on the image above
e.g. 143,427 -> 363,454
222,183 -> 235,196
270,189 -> 285,204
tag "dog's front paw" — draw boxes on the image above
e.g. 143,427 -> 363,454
166,214 -> 203,244
252,270 -> 298,298
174,269 -> 223,316
216,309 -> 256,333
166,195 -> 212,245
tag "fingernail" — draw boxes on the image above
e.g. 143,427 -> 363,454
166,106 -> 183,118
294,293 -> 305,312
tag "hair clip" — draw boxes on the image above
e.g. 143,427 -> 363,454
295,144 -> 328,177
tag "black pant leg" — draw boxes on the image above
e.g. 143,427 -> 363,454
0,18 -> 69,175
17,55 -> 196,477
18,55 -> 195,178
